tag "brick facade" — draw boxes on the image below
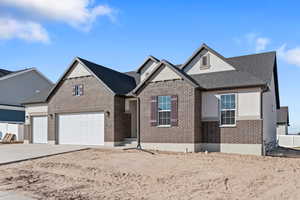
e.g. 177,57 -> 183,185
202,120 -> 263,144
47,75 -> 128,143
138,79 -> 202,143
25,73 -> 264,148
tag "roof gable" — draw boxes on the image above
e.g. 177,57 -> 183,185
46,57 -> 137,101
151,65 -> 181,82
181,43 -> 235,73
133,60 -> 199,94
66,62 -> 91,78
184,49 -> 235,75
136,56 -> 160,73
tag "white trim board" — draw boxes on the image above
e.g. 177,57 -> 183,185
0,105 -> 25,111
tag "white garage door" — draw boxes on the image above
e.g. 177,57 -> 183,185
58,112 -> 104,145
32,116 -> 48,144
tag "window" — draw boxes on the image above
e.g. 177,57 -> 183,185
158,96 -> 171,126
202,56 -> 208,66
200,55 -> 210,69
220,94 -> 236,126
73,84 -> 83,96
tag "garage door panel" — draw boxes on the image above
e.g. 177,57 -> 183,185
58,112 -> 104,145
33,116 -> 48,144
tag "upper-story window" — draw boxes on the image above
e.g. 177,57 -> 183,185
73,84 -> 84,96
158,96 -> 171,126
220,94 -> 236,126
200,55 -> 210,69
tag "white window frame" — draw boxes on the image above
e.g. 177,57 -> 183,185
74,84 -> 83,96
219,93 -> 237,127
157,96 -> 171,127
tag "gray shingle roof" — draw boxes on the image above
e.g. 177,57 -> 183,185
188,51 -> 276,90
22,47 -> 279,105
78,58 -> 137,95
124,71 -> 141,85
0,69 -> 12,78
277,107 -> 289,125
226,51 -> 276,84
190,70 -> 265,90
22,85 -> 54,104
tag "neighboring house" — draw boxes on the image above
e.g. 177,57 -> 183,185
0,68 -> 53,140
277,107 -> 289,135
23,43 -> 280,155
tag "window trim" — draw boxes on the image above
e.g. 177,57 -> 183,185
157,95 -> 172,127
219,93 -> 237,127
74,84 -> 83,96
200,54 -> 210,69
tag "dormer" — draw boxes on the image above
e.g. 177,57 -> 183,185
181,43 -> 235,75
136,56 -> 160,82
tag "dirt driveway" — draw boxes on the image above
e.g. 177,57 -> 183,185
0,148 -> 300,200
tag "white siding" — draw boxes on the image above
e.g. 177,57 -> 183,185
201,88 -> 261,121
25,104 -> 48,125
151,66 -> 181,82
263,74 -> 277,144
0,123 -> 23,140
140,60 -> 158,81
184,50 -> 235,75
277,124 -> 288,135
67,62 -> 91,79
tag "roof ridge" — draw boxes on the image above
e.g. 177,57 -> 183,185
77,57 -> 134,79
226,51 -> 276,59
0,68 -> 35,81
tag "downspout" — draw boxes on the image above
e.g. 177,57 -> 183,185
136,97 -> 141,148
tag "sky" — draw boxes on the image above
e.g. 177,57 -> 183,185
0,0 -> 299,133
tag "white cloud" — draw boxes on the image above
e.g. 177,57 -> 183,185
255,37 -> 270,52
278,44 -> 300,67
0,0 -> 114,30
0,17 -> 49,43
0,0 -> 114,43
235,33 -> 271,52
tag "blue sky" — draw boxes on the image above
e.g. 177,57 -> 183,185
0,0 -> 299,133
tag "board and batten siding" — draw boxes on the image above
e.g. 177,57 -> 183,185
66,62 -> 91,79
201,88 -> 262,121
140,60 -> 159,81
184,50 -> 235,75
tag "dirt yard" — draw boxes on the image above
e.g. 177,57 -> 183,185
0,149 -> 300,200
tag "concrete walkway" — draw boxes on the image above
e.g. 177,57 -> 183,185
0,191 -> 34,200
0,144 -> 89,165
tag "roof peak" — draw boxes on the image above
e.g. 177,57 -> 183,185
76,57 -> 129,77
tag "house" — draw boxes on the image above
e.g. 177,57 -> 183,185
0,68 -> 53,141
22,43 -> 280,155
277,107 -> 289,135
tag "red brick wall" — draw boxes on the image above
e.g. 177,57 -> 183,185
138,80 -> 201,143
202,120 -> 263,144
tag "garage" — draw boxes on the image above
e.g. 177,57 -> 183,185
58,112 -> 104,145
32,116 -> 48,144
